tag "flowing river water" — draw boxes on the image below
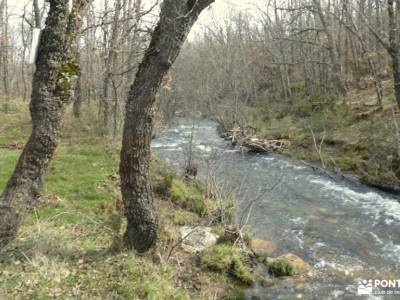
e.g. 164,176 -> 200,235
151,118 -> 400,300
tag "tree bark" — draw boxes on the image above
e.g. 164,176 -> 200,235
120,0 -> 214,252
313,0 -> 347,97
33,0 -> 42,28
388,0 -> 400,109
0,0 -> 88,248
73,50 -> 83,118
101,0 -> 121,135
0,0 -> 9,97
340,5 -> 383,107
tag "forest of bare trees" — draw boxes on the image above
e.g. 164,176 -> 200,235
0,1 -> 398,128
0,0 -> 400,244
2,0 -> 400,298
0,0 -> 217,251
161,0 -> 400,126
0,0 -> 400,231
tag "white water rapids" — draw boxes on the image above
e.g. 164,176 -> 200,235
152,119 -> 400,300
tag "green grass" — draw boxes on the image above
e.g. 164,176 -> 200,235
170,178 -> 206,216
0,150 -> 20,190
44,143 -> 119,211
267,260 -> 294,277
0,100 -> 233,299
201,244 -> 254,285
0,100 -> 31,144
246,80 -> 400,189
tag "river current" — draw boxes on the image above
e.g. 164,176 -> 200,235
152,118 -> 400,300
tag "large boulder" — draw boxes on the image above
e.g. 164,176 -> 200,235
267,253 -> 313,276
179,226 -> 218,253
248,238 -> 278,256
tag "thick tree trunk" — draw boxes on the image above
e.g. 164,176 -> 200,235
120,0 -> 214,252
0,0 -> 88,248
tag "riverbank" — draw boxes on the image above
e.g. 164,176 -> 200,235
152,117 -> 400,299
0,100 -> 237,298
1,99 -> 319,299
219,80 -> 400,194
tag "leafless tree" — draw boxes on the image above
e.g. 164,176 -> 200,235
120,0 -> 214,252
0,0 -> 89,248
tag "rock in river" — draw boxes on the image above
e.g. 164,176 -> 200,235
267,253 -> 313,276
249,238 -> 278,256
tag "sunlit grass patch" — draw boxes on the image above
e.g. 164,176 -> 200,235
0,100 -> 31,145
0,100 -> 234,299
0,212 -> 192,299
44,143 -> 119,211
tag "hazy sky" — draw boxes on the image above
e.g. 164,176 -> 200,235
193,0 -> 266,40
7,0 -> 263,23
7,0 -> 264,42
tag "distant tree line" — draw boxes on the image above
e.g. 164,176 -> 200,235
159,0 -> 400,126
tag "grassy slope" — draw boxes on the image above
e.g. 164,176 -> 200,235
248,80 -> 400,190
0,101 -> 232,299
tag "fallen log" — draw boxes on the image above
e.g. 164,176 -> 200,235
239,137 -> 288,153
228,127 -> 289,153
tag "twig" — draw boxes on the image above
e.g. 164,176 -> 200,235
309,124 -> 326,168
238,176 -> 283,230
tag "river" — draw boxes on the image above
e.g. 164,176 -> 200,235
152,118 -> 400,300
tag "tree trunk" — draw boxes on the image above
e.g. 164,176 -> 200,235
120,0 -> 214,252
100,0 -> 123,136
73,50 -> 83,118
20,13 -> 29,102
313,0 -> 347,97
388,0 -> 400,109
0,0 -> 9,97
341,5 -> 383,108
0,0 -> 88,248
33,0 -> 41,28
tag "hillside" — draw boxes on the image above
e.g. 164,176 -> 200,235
245,79 -> 400,193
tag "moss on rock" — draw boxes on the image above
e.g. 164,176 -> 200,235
266,253 -> 312,277
201,244 -> 254,285
267,260 -> 294,277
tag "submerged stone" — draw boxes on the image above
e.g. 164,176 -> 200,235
248,238 -> 278,256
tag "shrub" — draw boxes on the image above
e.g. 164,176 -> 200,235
333,155 -> 363,171
282,93 -> 341,119
201,244 -> 254,285
205,199 -> 235,224
201,244 -> 235,272
231,256 -> 254,285
170,178 -> 206,216
150,163 -> 176,196
268,260 -> 294,277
